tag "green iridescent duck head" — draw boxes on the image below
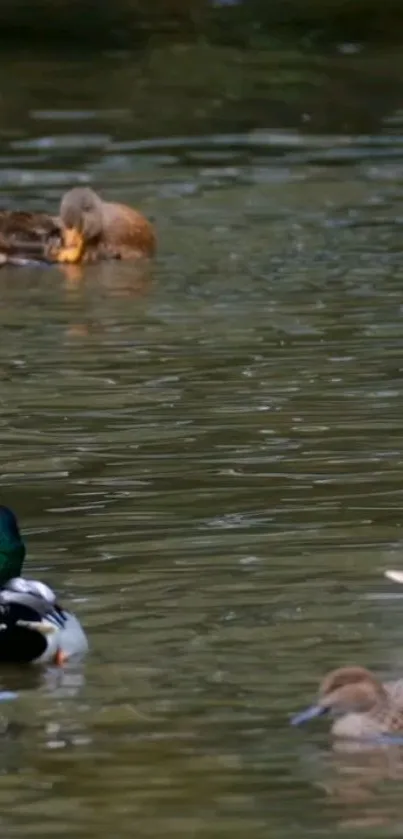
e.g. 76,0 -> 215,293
0,506 -> 26,584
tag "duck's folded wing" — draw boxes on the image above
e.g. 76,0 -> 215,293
0,211 -> 62,261
0,578 -> 66,630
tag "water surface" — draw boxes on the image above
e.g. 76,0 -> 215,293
0,42 -> 403,839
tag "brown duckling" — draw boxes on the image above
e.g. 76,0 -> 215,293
54,187 -> 156,264
291,666 -> 403,739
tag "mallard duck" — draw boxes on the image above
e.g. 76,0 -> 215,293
0,187 -> 156,266
0,210 -> 60,264
0,506 -> 88,665
54,187 -> 156,264
291,666 -> 403,739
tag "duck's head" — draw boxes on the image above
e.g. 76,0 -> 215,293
291,666 -> 387,726
57,187 -> 104,263
60,187 -> 104,242
0,506 -> 25,584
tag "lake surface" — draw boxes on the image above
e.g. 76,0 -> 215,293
1,41 -> 403,838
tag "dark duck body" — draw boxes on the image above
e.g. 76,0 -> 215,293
0,506 -> 87,665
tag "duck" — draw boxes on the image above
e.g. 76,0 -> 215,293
291,666 -> 403,740
0,506 -> 88,666
54,186 -> 156,264
0,210 -> 60,265
0,187 -> 156,266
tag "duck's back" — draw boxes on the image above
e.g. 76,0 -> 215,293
0,211 -> 60,257
385,679 -> 403,710
100,200 -> 156,259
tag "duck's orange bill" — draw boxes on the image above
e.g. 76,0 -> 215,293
54,649 -> 68,666
56,227 -> 85,264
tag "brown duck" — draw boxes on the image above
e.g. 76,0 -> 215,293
0,210 -> 60,265
291,666 -> 403,740
0,187 -> 156,266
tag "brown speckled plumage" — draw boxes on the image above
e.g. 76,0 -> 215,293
0,210 -> 61,261
0,187 -> 156,266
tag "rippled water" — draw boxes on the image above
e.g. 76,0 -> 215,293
1,42 -> 403,838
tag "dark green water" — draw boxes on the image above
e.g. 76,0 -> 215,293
1,42 -> 403,838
